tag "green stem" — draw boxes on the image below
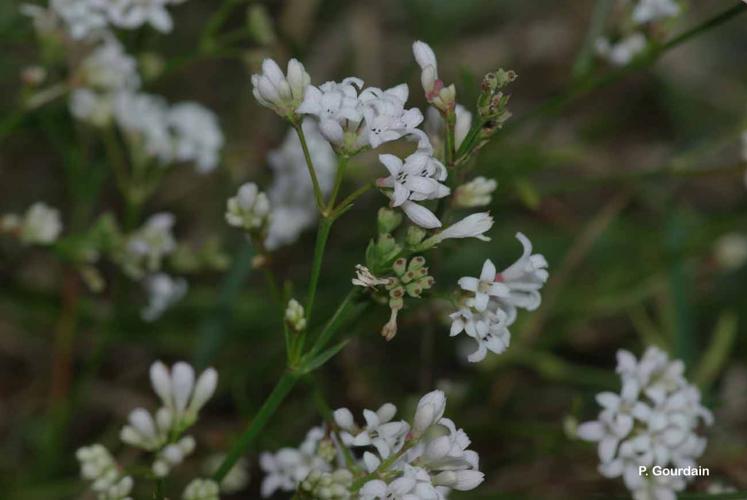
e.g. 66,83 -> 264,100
326,155 -> 349,212
350,441 -> 416,492
306,289 -> 358,358
444,110 -> 456,167
293,122 -> 326,213
331,182 -> 374,218
304,217 -> 333,328
213,371 -> 299,482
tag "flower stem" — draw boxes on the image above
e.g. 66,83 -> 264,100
444,110 -> 456,167
326,155 -> 349,214
304,217 -> 333,326
331,182 -> 374,218
293,122 -> 326,213
213,371 -> 300,482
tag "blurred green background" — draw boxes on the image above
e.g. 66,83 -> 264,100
0,0 -> 746,498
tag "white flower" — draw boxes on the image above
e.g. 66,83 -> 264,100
412,40 -> 456,111
15,202 -> 63,245
376,152 -> 450,229
259,427 -> 331,497
457,259 -> 509,312
114,91 -> 174,163
494,232 -> 549,312
265,121 -> 336,249
285,298 -> 306,331
76,444 -> 134,499
453,176 -> 497,208
225,182 -> 271,232
360,465 -> 443,500
168,102 -> 224,172
252,58 -> 310,117
334,403 -> 408,459
123,212 -> 176,278
359,84 -> 424,149
141,273 -> 187,322
632,0 -> 681,25
152,435 -> 195,477
297,77 -> 364,145
595,33 -> 647,66
413,390 -> 447,437
50,0 -> 110,40
182,478 -> 220,500
70,88 -> 114,126
108,0 -> 174,33
77,37 -> 140,92
428,212 -> 493,245
203,454 -> 250,494
577,347 -> 712,499
449,300 -> 511,362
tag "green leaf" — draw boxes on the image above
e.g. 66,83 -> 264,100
694,311 -> 738,391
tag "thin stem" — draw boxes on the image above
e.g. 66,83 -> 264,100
326,155 -> 349,212
331,182 -> 374,218
306,289 -> 359,358
304,217 -> 333,328
213,371 -> 299,482
350,441 -> 416,492
293,122 -> 326,213
444,110 -> 456,167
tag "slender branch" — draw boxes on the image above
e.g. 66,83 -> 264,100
331,182 -> 374,218
293,122 -> 326,213
304,217 -> 333,328
327,155 -> 349,212
213,371 -> 300,482
444,110 -> 456,167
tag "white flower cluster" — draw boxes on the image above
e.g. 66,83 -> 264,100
77,444 -> 133,500
595,0 -> 681,66
21,2 -> 225,172
225,182 -> 271,233
0,202 -> 63,245
259,390 -> 483,499
577,347 -> 713,500
182,478 -> 220,500
121,212 -> 176,278
450,232 -> 549,362
23,0 -> 190,41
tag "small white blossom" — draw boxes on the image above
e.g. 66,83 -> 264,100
70,88 -> 115,126
360,465 -> 442,500
3,202 -> 64,245
182,478 -> 220,500
252,58 -> 310,117
107,0 -> 175,33
122,212 -> 176,278
358,84 -> 424,149
457,259 -> 509,312
595,33 -> 647,66
453,177 -> 497,208
449,300 -> 512,362
259,427 -> 331,497
427,212 -> 493,245
141,273 -> 187,322
632,0 -> 681,25
78,38 -> 140,91
152,435 -> 195,477
285,298 -> 306,331
296,77 -> 364,145
168,102 -> 224,172
76,444 -> 133,500
114,91 -> 174,163
412,390 -> 447,437
412,40 -> 456,111
50,0 -> 109,40
577,347 -> 713,499
495,232 -> 549,313
225,182 -> 271,232
376,152 -> 450,229
334,403 -> 408,459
